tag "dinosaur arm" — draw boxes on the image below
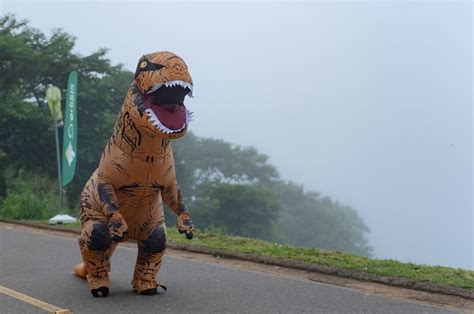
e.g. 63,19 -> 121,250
161,166 -> 194,239
162,181 -> 187,216
162,183 -> 194,239
97,173 -> 128,241
97,181 -> 119,216
160,148 -> 186,216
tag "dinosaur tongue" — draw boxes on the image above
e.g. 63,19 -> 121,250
150,103 -> 186,130
143,94 -> 187,130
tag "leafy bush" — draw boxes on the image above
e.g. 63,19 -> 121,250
0,168 -> 72,220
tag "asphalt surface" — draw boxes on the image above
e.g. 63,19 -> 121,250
0,225 -> 459,313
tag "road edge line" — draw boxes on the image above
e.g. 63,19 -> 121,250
0,285 -> 71,314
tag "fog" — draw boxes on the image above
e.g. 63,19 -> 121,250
2,1 -> 472,269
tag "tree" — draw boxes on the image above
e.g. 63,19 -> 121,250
172,133 -> 372,255
168,132 -> 282,238
191,183 -> 280,239
173,132 -> 279,191
0,14 -> 132,202
274,181 -> 372,256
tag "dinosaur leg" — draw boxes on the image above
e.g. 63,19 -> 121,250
132,223 -> 167,295
78,220 -> 117,297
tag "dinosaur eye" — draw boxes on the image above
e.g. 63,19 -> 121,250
134,59 -> 165,79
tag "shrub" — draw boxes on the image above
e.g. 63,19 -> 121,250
0,168 -> 72,220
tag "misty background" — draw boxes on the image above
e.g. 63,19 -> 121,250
1,1 -> 472,269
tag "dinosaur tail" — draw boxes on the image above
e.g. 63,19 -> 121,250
73,263 -> 88,279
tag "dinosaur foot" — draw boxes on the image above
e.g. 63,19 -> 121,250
134,284 -> 167,295
140,288 -> 158,295
91,286 -> 109,298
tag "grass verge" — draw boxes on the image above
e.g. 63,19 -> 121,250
166,229 -> 473,291
5,219 -> 474,293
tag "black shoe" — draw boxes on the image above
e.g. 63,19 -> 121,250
91,286 -> 109,297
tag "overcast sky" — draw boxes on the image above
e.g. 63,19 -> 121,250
2,1 -> 472,269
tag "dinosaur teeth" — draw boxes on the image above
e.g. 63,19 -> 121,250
147,83 -> 163,94
148,80 -> 193,96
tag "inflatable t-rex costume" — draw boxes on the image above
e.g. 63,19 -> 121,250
73,51 -> 195,297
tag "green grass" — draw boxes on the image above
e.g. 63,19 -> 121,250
165,229 -> 473,290
13,220 -> 474,290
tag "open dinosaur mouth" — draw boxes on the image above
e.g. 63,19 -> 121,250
143,81 -> 193,133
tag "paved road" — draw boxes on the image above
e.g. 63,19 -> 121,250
0,225 -> 458,313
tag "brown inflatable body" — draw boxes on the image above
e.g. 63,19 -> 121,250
74,51 -> 194,297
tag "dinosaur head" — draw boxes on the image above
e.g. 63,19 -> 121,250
132,51 -> 194,139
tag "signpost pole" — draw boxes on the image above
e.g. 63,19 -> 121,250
53,120 -> 64,213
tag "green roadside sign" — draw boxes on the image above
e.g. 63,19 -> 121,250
61,71 -> 78,187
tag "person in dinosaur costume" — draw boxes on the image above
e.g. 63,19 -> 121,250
73,51 -> 195,297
